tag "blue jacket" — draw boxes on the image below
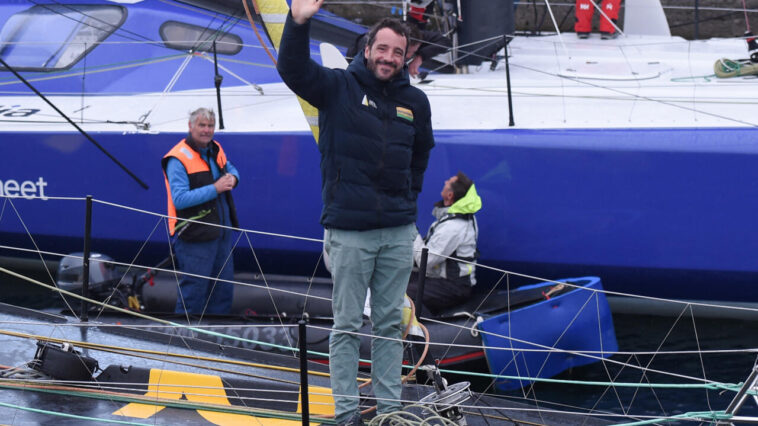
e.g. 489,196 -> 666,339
277,13 -> 435,230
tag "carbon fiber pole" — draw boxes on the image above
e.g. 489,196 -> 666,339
504,34 -> 515,127
414,247 -> 429,310
81,195 -> 92,322
298,319 -> 309,425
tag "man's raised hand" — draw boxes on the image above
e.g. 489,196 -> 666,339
291,0 -> 324,25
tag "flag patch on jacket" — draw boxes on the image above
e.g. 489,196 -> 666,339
396,106 -> 413,122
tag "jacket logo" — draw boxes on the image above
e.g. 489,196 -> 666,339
179,146 -> 194,159
361,94 -> 376,109
396,106 -> 414,122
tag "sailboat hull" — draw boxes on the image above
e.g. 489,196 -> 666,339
3,127 -> 758,303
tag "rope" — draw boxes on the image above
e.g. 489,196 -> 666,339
242,0 -> 278,64
0,381 -> 330,423
0,399 -> 155,426
616,410 -> 732,425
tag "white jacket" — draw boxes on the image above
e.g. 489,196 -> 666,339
413,206 -> 479,285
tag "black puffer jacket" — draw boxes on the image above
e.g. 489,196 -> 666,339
277,13 -> 435,230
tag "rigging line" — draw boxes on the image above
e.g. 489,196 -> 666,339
0,53 -> 188,88
197,52 -> 264,94
510,56 -> 758,128
418,316 -> 734,389
65,382 -> 314,401
305,320 -> 758,356
469,258 -> 758,314
0,244 -> 333,303
0,267 -> 324,355
0,318 -> 738,402
241,231 -> 298,356
615,42 -> 642,123
197,230 -> 245,325
0,195 -> 85,201
92,197 -> 324,243
585,353 -> 635,420
0,321 -> 305,330
598,297 -> 634,417
0,382 -> 327,424
304,249 -> 326,318
28,0 -> 152,44
434,271 -> 508,367
530,290 -> 604,381
52,343 -> 310,387
0,267 -> 342,363
591,298 -> 630,418
137,53 -> 194,125
92,217 -> 165,322
554,40 -> 567,123
185,6 -> 223,54
588,0 -> 624,37
161,216 -> 196,330
0,399 -> 154,426
2,198 -> 79,319
687,37 -> 698,124
689,308 -> 713,415
243,0 -> 278,64
542,0 -> 569,58
0,57 -> 149,189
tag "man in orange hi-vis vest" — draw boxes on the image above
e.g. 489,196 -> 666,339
575,0 -> 621,39
161,107 -> 240,315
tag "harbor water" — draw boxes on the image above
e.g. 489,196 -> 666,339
494,313 -> 758,421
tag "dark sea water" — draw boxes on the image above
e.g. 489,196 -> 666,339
482,313 -> 758,422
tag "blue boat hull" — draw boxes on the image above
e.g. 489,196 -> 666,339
2,127 -> 758,303
478,276 -> 618,392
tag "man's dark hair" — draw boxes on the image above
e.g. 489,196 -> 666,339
366,18 -> 410,53
450,171 -> 473,202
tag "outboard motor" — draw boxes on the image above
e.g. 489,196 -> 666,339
57,252 -> 119,300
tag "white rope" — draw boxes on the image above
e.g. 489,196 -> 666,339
197,52 -> 264,94
137,53 -> 194,125
91,198 -> 324,243
418,245 -> 758,315
0,198 -> 79,318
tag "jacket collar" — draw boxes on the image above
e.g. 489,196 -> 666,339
185,135 -> 216,157
431,184 -> 483,218
348,50 -> 410,93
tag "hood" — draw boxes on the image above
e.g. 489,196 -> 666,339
447,184 -> 482,215
348,50 -> 410,92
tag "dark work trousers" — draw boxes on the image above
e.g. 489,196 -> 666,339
173,231 -> 234,315
406,271 -> 471,315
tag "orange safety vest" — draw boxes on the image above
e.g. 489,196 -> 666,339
161,139 -> 238,240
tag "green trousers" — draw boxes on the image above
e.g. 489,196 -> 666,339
324,224 -> 415,423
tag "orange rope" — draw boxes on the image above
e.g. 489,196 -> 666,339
358,297 -> 431,416
242,0 -> 278,65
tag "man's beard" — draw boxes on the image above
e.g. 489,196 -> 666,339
367,57 -> 399,81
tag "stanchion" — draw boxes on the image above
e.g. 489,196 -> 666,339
298,319 -> 309,425
414,248 -> 429,310
503,34 -> 515,127
81,195 -> 92,321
